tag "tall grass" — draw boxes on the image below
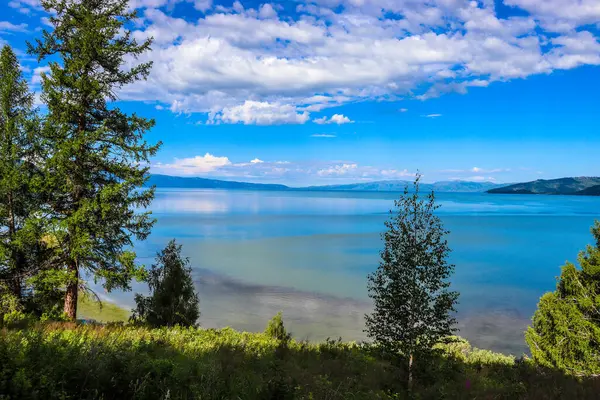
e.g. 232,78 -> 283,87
1,324 -> 598,399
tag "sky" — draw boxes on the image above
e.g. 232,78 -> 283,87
0,0 -> 599,186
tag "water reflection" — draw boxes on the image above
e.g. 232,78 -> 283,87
100,189 -> 600,355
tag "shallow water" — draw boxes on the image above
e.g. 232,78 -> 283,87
96,189 -> 600,355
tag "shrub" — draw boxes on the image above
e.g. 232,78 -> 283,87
526,221 -> 600,376
132,240 -> 200,328
265,311 -> 291,341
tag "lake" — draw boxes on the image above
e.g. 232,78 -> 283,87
97,189 -> 600,355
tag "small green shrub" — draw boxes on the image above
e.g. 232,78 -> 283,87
265,311 -> 291,341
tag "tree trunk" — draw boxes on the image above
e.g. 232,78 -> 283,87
407,353 -> 413,392
7,193 -> 21,299
64,263 -> 78,320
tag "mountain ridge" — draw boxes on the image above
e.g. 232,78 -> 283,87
486,177 -> 600,196
147,174 -> 507,193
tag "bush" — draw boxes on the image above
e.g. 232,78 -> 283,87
131,240 -> 200,328
265,312 -> 291,341
526,221 -> 600,376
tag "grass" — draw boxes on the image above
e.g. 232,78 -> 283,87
77,295 -> 130,323
1,322 -> 599,399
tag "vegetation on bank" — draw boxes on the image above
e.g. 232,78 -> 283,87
1,321 -> 600,400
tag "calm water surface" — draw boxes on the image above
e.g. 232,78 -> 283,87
99,189 -> 600,354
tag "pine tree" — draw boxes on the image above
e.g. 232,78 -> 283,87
28,0 -> 161,320
525,221 -> 600,376
132,240 -> 200,328
0,45 -> 44,302
365,174 -> 459,388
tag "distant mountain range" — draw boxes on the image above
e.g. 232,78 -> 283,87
147,174 -> 507,193
303,180 -> 503,192
147,174 -> 289,191
487,177 -> 600,196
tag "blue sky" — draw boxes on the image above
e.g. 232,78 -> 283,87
1,0 -> 599,186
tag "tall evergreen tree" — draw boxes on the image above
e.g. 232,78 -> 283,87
132,240 -> 200,328
29,0 -> 161,320
365,175 -> 459,388
0,45 -> 44,302
526,221 -> 600,376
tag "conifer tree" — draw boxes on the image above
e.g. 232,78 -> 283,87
365,174 -> 459,388
132,240 -> 200,328
0,45 -> 44,302
29,0 -> 161,320
526,221 -> 600,376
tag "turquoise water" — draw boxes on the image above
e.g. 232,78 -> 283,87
99,189 -> 600,354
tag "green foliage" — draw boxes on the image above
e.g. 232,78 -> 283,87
365,174 -> 459,378
265,311 -> 291,341
27,0 -> 161,320
1,324 -> 598,399
526,220 -> 600,376
0,44 -> 46,305
132,240 -> 200,328
23,268 -> 70,320
0,284 -> 22,328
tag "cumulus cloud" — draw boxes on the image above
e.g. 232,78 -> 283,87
7,0 -> 40,13
152,154 -> 415,183
0,21 -> 28,32
31,66 -> 50,86
192,0 -> 212,12
503,0 -> 600,32
153,153 -> 232,175
313,114 -> 354,125
24,0 -> 596,125
317,163 -> 358,176
208,101 -> 310,125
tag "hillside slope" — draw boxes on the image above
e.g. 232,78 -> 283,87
147,174 -> 289,190
487,177 -> 600,196
305,180 -> 503,193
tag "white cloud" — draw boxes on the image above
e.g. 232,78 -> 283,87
313,114 -> 354,125
442,167 -> 510,174
8,0 -> 39,12
0,21 -> 28,32
470,167 -> 510,174
153,154 -> 414,183
209,101 -> 310,125
451,176 -> 497,182
504,0 -> 600,32
193,0 -> 213,12
317,163 -> 358,176
85,0 -> 600,124
153,153 -> 231,175
423,113 -> 442,118
311,133 -> 336,138
258,4 -> 277,19
399,108 -> 408,112
31,66 -> 50,86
